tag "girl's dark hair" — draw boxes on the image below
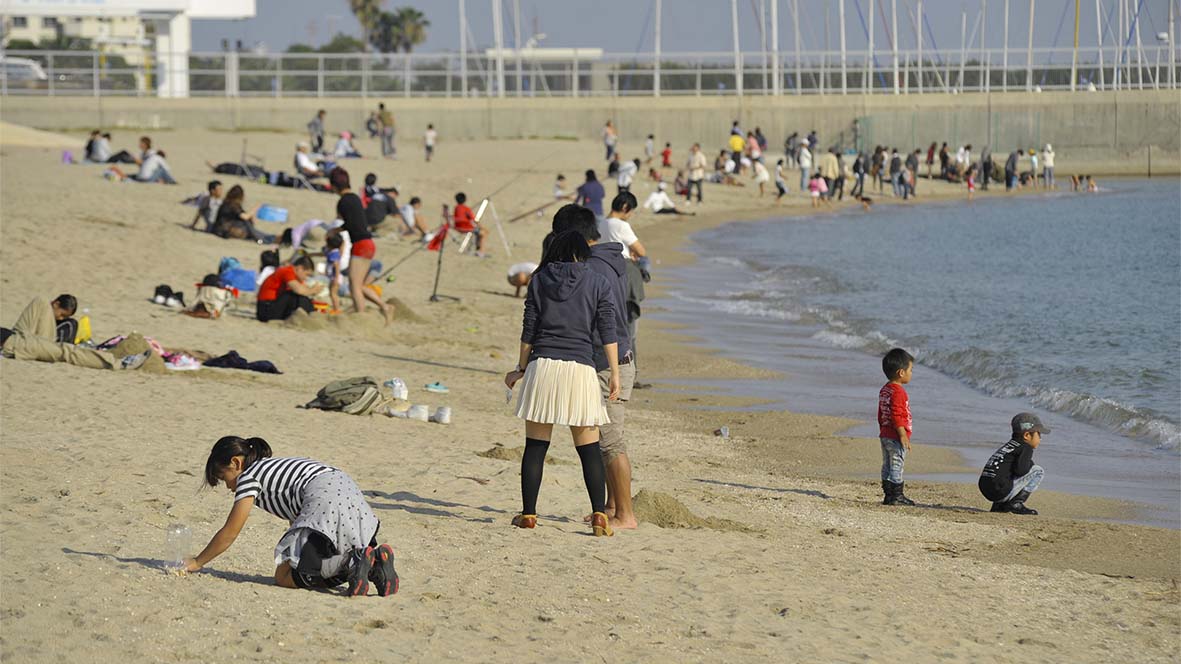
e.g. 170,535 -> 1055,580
259,249 -> 280,268
364,172 -> 377,186
204,436 -> 273,487
224,184 -> 245,208
52,294 -> 78,315
140,136 -> 152,149
539,231 -> 590,270
330,167 -> 351,192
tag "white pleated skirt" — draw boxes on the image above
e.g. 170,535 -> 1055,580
515,357 -> 610,427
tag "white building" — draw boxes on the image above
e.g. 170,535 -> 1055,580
0,0 -> 254,97
2,14 -> 148,63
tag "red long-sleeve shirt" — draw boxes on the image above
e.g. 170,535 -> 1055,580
878,382 -> 912,441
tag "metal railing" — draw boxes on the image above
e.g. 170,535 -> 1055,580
2,47 -> 1177,98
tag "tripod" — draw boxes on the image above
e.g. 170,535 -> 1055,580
429,204 -> 460,303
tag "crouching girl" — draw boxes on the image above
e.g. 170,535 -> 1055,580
183,436 -> 398,597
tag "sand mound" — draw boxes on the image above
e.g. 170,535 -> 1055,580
280,299 -> 422,337
109,332 -> 167,374
476,445 -> 571,465
632,490 -> 755,532
0,122 -> 77,149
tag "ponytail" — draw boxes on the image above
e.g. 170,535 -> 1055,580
204,436 -> 274,487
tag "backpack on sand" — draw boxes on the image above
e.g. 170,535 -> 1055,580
304,376 -> 388,415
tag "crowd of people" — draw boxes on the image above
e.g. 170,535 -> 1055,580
21,107 -> 1080,598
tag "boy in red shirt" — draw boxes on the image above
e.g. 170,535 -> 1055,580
878,347 -> 915,506
451,192 -> 488,257
661,143 -> 672,168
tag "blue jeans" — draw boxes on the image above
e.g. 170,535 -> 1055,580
880,437 -> 906,483
799,166 -> 810,191
1043,167 -> 1054,188
1002,465 -> 1044,501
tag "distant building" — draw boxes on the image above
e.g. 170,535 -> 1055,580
2,14 -> 149,64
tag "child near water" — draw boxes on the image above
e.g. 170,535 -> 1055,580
978,413 -> 1048,515
183,436 -> 399,596
878,348 -> 916,506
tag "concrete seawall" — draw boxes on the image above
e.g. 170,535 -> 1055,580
4,90 -> 1177,175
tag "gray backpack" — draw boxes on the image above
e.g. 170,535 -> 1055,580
304,376 -> 387,415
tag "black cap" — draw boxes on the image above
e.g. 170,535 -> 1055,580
1011,412 -> 1051,436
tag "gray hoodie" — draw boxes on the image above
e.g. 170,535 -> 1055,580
587,242 -> 631,372
521,261 -> 617,368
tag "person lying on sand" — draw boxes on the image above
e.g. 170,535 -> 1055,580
183,436 -> 399,596
0,296 -> 149,370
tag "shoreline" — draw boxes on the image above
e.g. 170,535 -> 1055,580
630,182 -> 1179,531
2,128 -> 1178,662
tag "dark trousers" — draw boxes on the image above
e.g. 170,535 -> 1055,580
850,173 -> 865,198
257,291 -> 314,322
982,163 -> 992,190
686,178 -> 703,203
832,176 -> 845,200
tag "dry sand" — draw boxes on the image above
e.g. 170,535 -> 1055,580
1,125 -> 1177,663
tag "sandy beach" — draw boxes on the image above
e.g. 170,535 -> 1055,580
1,124 -> 1177,662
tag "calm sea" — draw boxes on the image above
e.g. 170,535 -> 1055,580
653,178 -> 1181,527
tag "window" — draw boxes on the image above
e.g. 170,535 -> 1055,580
11,16 -> 28,28
43,17 -> 60,28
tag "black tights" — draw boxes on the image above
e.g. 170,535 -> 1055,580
520,437 -> 607,515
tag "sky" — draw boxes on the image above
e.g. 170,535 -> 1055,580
191,0 -> 1176,56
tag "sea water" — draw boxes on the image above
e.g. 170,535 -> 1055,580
653,178 -> 1180,527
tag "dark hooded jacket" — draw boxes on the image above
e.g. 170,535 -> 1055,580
521,261 -> 617,368
587,242 -> 631,372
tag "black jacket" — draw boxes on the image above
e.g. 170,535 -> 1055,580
978,438 -> 1035,501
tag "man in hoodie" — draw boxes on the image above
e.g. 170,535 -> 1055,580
552,204 -> 638,529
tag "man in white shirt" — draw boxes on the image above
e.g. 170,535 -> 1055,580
643,182 -> 694,216
597,192 -> 645,261
616,158 -> 639,194
685,143 -> 707,204
295,142 -> 324,178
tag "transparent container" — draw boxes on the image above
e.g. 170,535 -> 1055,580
165,523 -> 192,568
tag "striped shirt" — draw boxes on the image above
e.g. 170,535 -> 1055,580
234,457 -> 336,522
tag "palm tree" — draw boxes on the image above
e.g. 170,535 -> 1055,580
390,7 -> 429,54
348,0 -> 383,50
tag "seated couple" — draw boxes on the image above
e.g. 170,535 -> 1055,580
1,295 -> 149,370
106,148 -> 177,185
84,131 -> 143,164
209,184 -> 276,244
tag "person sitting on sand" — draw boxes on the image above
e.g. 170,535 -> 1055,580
332,131 -> 362,159
452,192 -> 488,257
212,185 -> 273,243
507,261 -> 539,298
107,146 -> 177,184
324,234 -> 387,316
399,196 -> 429,238
0,295 -> 149,371
190,180 -> 223,232
503,231 -> 620,536
182,436 -> 399,596
978,413 -> 1049,515
362,173 -> 399,230
255,255 -> 321,322
642,182 -> 695,216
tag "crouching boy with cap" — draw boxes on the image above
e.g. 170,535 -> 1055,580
978,413 -> 1048,515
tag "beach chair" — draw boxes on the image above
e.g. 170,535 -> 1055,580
291,155 -> 319,191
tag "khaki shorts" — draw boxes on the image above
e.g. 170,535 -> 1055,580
596,361 -> 636,464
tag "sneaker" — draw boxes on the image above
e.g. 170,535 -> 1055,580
346,546 -> 375,597
367,544 -> 400,597
424,381 -> 449,394
120,350 -> 151,371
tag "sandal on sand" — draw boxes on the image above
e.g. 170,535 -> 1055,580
347,546 -> 375,597
511,514 -> 537,529
591,512 -> 614,537
368,544 -> 400,597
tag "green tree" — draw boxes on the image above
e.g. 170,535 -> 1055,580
348,0 -> 384,50
389,6 -> 429,54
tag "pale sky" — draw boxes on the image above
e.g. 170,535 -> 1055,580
191,0 -> 1173,56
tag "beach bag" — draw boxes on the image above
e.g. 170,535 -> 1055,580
304,376 -> 387,415
219,268 -> 257,292
190,285 -> 235,318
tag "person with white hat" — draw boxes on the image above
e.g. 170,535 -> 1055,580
642,182 -> 695,216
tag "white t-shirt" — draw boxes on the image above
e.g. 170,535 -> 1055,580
296,150 -> 319,174
643,190 -> 675,212
617,161 -> 638,188
333,138 -> 353,157
424,128 -> 437,147
597,216 -> 639,260
644,138 -> 655,157
507,262 -> 538,278
399,204 -> 417,232
775,163 -> 787,184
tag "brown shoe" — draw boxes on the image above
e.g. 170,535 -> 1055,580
591,512 -> 614,537
511,514 -> 537,529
